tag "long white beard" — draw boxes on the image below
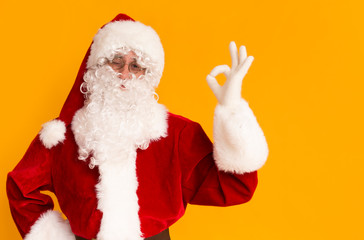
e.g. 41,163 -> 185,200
72,65 -> 166,168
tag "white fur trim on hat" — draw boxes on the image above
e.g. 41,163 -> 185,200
39,119 -> 66,149
87,20 -> 164,80
24,210 -> 75,240
213,99 -> 268,174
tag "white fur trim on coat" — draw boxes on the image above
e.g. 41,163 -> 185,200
213,99 -> 268,174
39,119 -> 66,149
24,210 -> 75,240
87,21 -> 164,82
96,155 -> 143,240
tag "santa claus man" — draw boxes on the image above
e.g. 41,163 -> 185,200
7,14 -> 268,240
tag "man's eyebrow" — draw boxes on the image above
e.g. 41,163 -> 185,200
131,58 -> 141,64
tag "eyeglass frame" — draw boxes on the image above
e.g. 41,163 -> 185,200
107,54 -> 147,75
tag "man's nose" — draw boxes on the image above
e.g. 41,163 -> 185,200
118,66 -> 132,80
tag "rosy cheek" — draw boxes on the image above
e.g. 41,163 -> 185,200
137,70 -> 146,78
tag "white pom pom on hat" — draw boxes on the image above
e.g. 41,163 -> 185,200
39,119 -> 66,149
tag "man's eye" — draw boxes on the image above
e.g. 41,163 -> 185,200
112,59 -> 122,64
131,64 -> 140,69
112,56 -> 124,63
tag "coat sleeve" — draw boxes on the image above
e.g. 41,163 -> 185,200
7,121 -> 75,240
181,99 -> 268,206
180,121 -> 258,206
7,135 -> 54,237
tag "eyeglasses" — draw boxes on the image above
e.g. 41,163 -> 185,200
108,55 -> 146,75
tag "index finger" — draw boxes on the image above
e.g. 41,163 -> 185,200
209,65 -> 231,77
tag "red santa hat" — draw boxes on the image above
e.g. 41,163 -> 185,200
39,13 -> 165,149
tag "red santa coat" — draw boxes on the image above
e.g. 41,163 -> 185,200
7,112 -> 259,239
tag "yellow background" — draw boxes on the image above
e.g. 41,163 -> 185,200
1,0 -> 363,239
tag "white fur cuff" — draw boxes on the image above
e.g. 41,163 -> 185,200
24,210 -> 75,240
39,119 -> 66,149
213,99 -> 268,174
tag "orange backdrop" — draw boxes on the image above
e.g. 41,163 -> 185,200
1,0 -> 363,239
